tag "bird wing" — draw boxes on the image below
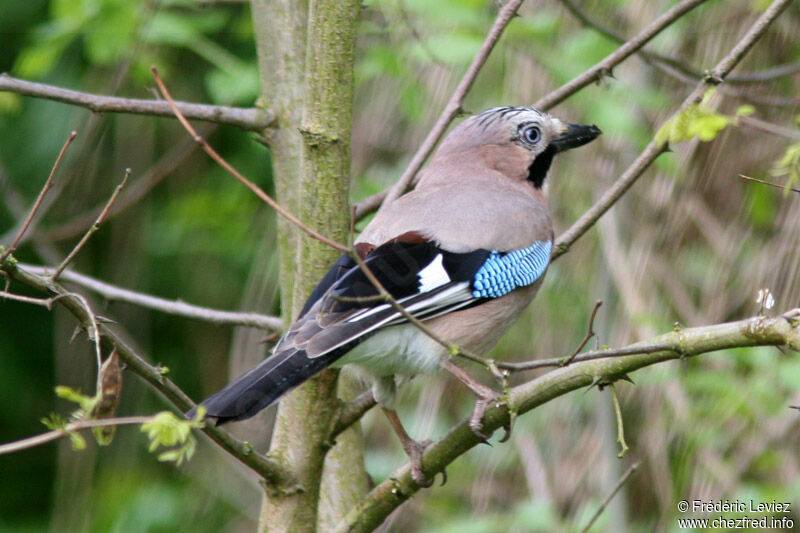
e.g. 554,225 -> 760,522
194,236 -> 552,423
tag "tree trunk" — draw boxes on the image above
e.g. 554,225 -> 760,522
251,0 -> 362,530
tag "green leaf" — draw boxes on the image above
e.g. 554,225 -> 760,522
771,142 -> 800,195
0,93 -> 22,115
736,104 -> 755,116
13,41 -> 69,78
55,385 -> 96,412
140,411 -> 203,466
205,64 -> 259,105
69,432 -> 87,451
656,91 -> 732,145
41,413 -> 66,431
692,112 -> 730,141
84,1 -> 138,65
40,413 -> 87,451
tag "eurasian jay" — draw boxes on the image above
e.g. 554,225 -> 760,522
192,106 -> 600,484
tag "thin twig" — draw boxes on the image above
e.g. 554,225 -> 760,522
370,0 -> 527,212
0,290 -> 53,307
0,74 -> 273,132
552,0 -> 793,260
20,264 -> 283,330
51,290 -> 103,369
737,115 -> 800,142
579,461 -> 640,533
353,190 -> 385,221
37,126 -> 212,242
0,415 -> 153,456
496,344 -> 667,372
151,67 -> 348,253
729,62 -> 800,83
609,384 -> 629,458
740,174 -> 800,195
331,390 -> 377,440
557,0 -> 800,85
552,141 -> 668,259
52,169 -> 130,280
561,300 -> 603,366
534,0 -> 708,111
0,131 -> 77,263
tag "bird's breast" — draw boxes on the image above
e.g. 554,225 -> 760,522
335,323 -> 447,377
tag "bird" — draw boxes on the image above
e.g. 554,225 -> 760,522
191,106 -> 600,485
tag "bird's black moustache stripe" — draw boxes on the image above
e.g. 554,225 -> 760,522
527,145 -> 556,188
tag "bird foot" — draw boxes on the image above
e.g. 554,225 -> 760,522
469,391 -> 505,441
402,438 -> 434,487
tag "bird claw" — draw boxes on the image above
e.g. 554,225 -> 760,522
497,410 -> 516,443
403,438 -> 434,487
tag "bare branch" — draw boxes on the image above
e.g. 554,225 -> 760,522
353,190 -> 385,221
336,311 -> 800,532
729,62 -> 800,83
0,290 -> 53,307
534,0 -> 708,110
553,0 -> 793,260
557,0 -> 800,85
579,462 -> 640,533
0,416 -> 152,456
151,68 -> 349,253
737,115 -> 800,142
20,264 -> 283,330
52,169 -> 130,280
609,384 -> 629,457
0,74 -> 274,132
331,390 -> 377,441
561,300 -> 602,366
496,343 -> 665,372
52,289 -> 104,369
0,131 -> 77,263
740,174 -> 800,195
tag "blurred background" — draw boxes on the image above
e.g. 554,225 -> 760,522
1,0 -> 799,531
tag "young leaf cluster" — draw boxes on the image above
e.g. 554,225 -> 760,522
140,409 -> 206,466
772,141 -> 800,195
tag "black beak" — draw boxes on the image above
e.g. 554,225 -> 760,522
551,123 -> 601,153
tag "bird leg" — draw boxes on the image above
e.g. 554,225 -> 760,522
382,407 -> 434,487
441,359 -> 507,441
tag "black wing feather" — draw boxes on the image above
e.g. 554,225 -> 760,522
299,254 -> 357,318
192,240 -> 491,424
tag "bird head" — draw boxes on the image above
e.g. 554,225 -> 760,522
427,106 -> 601,189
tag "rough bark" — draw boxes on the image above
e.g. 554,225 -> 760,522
253,0 -> 362,531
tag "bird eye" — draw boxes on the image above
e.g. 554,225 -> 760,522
522,126 -> 541,144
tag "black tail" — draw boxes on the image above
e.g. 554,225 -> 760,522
188,347 -> 345,425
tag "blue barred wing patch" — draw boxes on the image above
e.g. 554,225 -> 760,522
471,240 -> 552,299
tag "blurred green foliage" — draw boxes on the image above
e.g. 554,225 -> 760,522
1,0 -> 799,531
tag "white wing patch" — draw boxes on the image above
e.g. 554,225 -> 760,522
417,253 -> 450,292
343,281 -> 471,326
